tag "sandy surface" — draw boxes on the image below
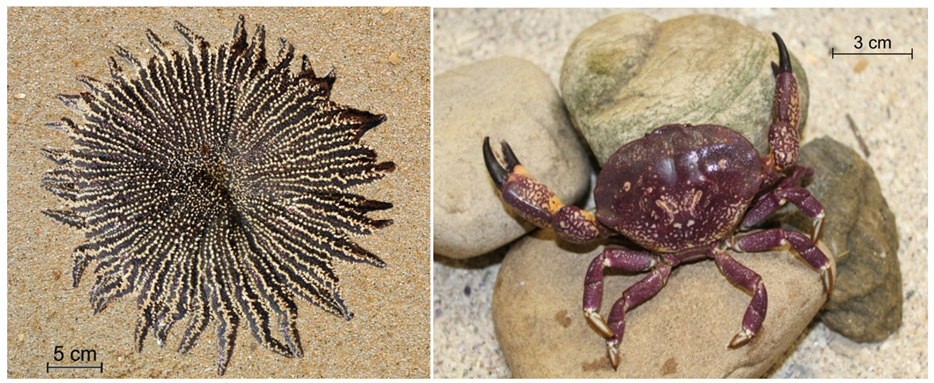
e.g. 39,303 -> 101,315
7,7 -> 430,378
433,8 -> 927,378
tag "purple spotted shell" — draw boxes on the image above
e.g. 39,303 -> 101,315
594,124 -> 763,252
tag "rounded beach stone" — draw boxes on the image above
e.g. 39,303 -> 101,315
780,137 -> 901,342
434,57 -> 592,259
560,13 -> 810,165
493,230 -> 834,378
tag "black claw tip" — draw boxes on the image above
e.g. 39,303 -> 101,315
772,32 -> 792,73
483,137 -> 508,189
499,140 -> 521,171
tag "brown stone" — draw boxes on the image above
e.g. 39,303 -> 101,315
493,230 -> 834,378
434,57 -> 592,259
780,137 -> 901,342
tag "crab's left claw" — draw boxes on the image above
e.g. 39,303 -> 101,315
482,137 -> 509,189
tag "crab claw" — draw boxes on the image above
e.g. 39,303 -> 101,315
481,137 -> 574,231
499,140 -> 521,170
482,137 -> 508,189
772,32 -> 791,74
482,137 -> 522,189
767,31 -> 801,171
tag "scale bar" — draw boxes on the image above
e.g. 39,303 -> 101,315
47,362 -> 103,373
832,48 -> 913,59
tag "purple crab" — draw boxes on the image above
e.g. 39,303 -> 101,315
482,33 -> 832,369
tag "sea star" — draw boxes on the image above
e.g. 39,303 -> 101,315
41,15 -> 395,375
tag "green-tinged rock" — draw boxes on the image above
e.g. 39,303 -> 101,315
560,13 -> 810,165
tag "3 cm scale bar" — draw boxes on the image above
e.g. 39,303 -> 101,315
46,362 -> 103,373
832,47 -> 913,59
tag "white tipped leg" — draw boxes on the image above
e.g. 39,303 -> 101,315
821,265 -> 834,295
584,310 -> 614,338
811,213 -> 824,241
607,343 -> 620,369
729,328 -> 755,348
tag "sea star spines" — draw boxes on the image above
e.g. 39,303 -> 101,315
41,15 -> 394,375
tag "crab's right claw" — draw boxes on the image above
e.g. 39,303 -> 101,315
483,137 -> 511,189
767,32 -> 801,171
772,32 -> 792,74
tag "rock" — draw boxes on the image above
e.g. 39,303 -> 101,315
779,137 -> 901,342
434,58 -> 592,259
560,13 -> 810,165
493,230 -> 834,378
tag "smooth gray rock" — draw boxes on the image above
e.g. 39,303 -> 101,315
433,57 -> 592,259
560,13 -> 810,165
493,230 -> 834,378
780,137 -> 902,342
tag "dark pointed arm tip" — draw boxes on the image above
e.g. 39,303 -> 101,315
772,32 -> 792,73
483,137 -> 508,189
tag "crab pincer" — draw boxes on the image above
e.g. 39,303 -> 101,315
483,137 -> 604,244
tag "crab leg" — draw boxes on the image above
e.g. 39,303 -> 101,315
582,250 -> 680,369
483,137 -> 606,243
742,166 -> 825,240
708,246 -> 768,348
730,229 -> 834,294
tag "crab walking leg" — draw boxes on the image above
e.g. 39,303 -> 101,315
583,249 -> 661,336
483,137 -> 605,243
709,247 -> 768,348
583,251 -> 680,369
743,166 -> 811,225
742,166 -> 825,240
775,186 -> 824,240
730,229 -> 834,294
743,189 -> 824,240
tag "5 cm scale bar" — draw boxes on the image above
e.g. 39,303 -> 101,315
46,362 -> 103,373
832,47 -> 913,59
